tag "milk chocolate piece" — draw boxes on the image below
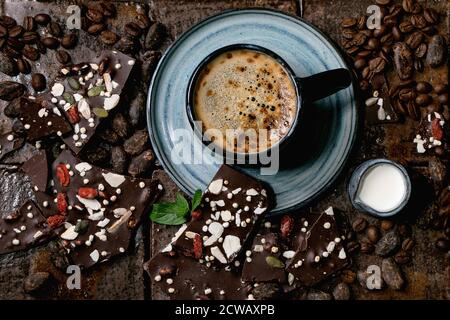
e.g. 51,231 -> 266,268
56,51 -> 135,154
50,150 -> 162,268
173,165 -> 270,266
0,200 -> 53,255
286,207 -> 350,286
367,74 -> 398,125
0,132 -> 25,161
145,251 -> 248,300
241,232 -> 287,283
17,98 -> 72,141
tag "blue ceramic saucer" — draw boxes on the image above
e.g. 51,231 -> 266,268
147,9 -> 359,215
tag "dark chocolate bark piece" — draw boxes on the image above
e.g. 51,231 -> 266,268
366,74 -> 398,125
173,165 -> 270,266
241,232 -> 287,283
17,97 -> 72,142
0,132 -> 25,162
145,250 -> 248,300
21,150 -> 49,191
50,150 -> 162,268
413,111 -> 447,154
286,207 -> 350,286
0,200 -> 53,255
57,51 -> 135,154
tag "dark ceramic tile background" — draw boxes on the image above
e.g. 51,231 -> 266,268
0,0 -> 449,299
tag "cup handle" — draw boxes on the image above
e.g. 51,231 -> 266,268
297,68 -> 352,103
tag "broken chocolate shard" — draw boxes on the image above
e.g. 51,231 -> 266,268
173,165 -> 270,266
145,251 -> 248,300
21,150 -> 49,191
241,232 -> 287,283
413,111 -> 447,154
58,51 -> 135,154
367,74 -> 398,125
0,132 -> 25,162
286,207 -> 350,286
49,150 -> 162,268
17,98 -> 72,142
0,200 -> 53,255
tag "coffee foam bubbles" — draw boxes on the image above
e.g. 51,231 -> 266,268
194,49 -> 297,154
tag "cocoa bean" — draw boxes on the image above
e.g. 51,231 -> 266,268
124,130 -> 150,156
426,35 -> 446,68
0,52 -> 17,76
128,149 -> 154,177
111,146 -> 128,174
144,22 -> 165,50
393,42 -> 413,80
0,81 -> 26,101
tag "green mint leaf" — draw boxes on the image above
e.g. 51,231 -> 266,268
149,193 -> 190,225
191,189 -> 203,212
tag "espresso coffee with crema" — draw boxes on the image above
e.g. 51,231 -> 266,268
193,49 -> 298,154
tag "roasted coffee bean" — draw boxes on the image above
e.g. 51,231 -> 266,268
353,33 -> 368,47
0,24 -> 7,38
86,8 -> 104,23
393,99 -> 407,115
0,15 -> 16,28
16,57 -> 30,74
359,80 -> 369,92
405,31 -> 423,49
366,225 -> 380,243
99,2 -> 116,17
391,26 -> 402,41
435,238 -> 450,252
48,21 -> 62,37
361,66 -> 371,79
415,94 -> 431,107
373,25 -> 388,38
341,28 -> 356,40
112,113 -> 131,138
22,31 -> 39,44
415,81 -> 432,93
0,52 -> 17,76
360,240 -> 374,254
427,35 -> 446,68
128,149 -> 154,177
145,22 -> 165,50
100,30 -> 119,45
354,58 -> 366,70
366,38 -> 380,50
434,84 -> 448,95
34,13 -> 51,26
399,88 -> 415,101
341,38 -> 352,49
414,59 -> 423,73
352,216 -> 367,233
31,73 -> 46,92
61,33 -> 77,49
56,50 -> 71,65
114,36 -> 138,54
22,45 -> 40,61
0,81 -> 26,101
389,4 -> 402,16
356,16 -> 366,30
394,250 -> 411,264
341,270 -> 356,284
3,46 -> 21,59
356,50 -> 371,59
124,130 -> 150,156
415,43 -> 427,58
125,22 -> 142,38
410,15 -> 427,29
36,41 -> 46,54
393,42 -> 413,80
136,14 -> 151,30
346,241 -> 360,254
438,93 -> 448,105
346,46 -> 359,55
87,23 -> 105,35
423,8 -> 439,24
111,146 -> 128,174
23,16 -> 35,31
399,21 -> 414,33
380,33 -> 393,46
402,238 -> 415,251
376,0 -> 391,6
381,220 -> 395,231
129,92 -> 146,128
422,25 -> 437,36
369,57 -> 386,74
383,15 -> 397,27
8,25 -> 24,38
41,37 -> 59,49
4,98 -> 22,117
341,18 -> 357,28
7,37 -> 24,50
407,101 -> 420,120
402,0 -> 420,14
